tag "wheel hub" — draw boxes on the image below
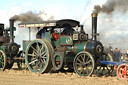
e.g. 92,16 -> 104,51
81,62 -> 86,68
122,70 -> 126,75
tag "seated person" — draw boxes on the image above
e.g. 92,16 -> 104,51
50,29 -> 58,40
36,27 -> 46,39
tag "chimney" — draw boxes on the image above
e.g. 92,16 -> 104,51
9,19 -> 14,42
91,13 -> 98,41
80,25 -> 84,33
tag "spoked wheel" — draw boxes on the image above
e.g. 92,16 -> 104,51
25,39 -> 53,73
96,53 -> 114,76
117,64 -> 128,80
17,51 -> 25,70
73,51 -> 95,76
0,50 -> 7,71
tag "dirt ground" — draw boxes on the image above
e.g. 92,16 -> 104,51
0,67 -> 127,85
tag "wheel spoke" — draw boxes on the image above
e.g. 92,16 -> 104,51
41,52 -> 46,59
29,59 -> 38,65
79,67 -> 84,74
76,62 -> 81,67
102,67 -> 105,74
40,59 -> 45,66
40,46 -> 45,53
80,55 -> 84,62
83,54 -> 85,62
30,45 -> 38,55
84,60 -> 92,65
28,54 -> 36,57
77,58 -> 82,63
36,42 -> 40,52
106,66 -> 111,73
41,51 -> 46,56
98,66 -> 102,71
43,59 -> 46,63
86,56 -> 89,63
33,61 -> 40,70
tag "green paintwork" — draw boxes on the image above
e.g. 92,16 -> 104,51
54,38 -> 61,47
60,36 -> 73,45
43,32 -> 51,42
0,45 -> 4,51
66,41 -> 88,54
23,40 -> 31,51
54,52 -> 75,63
65,52 -> 75,62
13,27 -> 16,31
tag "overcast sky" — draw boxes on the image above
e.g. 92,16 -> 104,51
1,0 -> 128,51
0,0 -> 106,26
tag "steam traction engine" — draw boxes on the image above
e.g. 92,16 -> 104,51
18,13 -> 114,76
0,20 -> 20,70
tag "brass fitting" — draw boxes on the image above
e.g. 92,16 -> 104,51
91,13 -> 98,17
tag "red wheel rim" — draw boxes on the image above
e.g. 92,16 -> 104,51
117,64 -> 128,80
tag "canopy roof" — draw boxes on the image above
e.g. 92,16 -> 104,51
18,19 -> 80,28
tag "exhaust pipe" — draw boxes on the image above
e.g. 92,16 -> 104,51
9,19 -> 14,42
80,25 -> 84,33
91,13 -> 98,41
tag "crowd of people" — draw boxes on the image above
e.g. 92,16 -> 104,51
109,48 -> 128,62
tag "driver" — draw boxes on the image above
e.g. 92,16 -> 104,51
50,29 -> 58,40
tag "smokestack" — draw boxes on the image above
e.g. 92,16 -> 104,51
91,13 -> 98,41
80,25 -> 84,33
9,19 -> 14,42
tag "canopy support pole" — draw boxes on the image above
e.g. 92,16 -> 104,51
28,27 -> 31,41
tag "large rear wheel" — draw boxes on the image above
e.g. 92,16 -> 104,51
25,39 -> 53,73
73,51 -> 95,76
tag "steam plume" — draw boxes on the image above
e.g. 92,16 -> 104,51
10,11 -> 54,22
93,0 -> 128,13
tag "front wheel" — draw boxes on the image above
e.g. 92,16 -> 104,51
0,50 -> 7,71
117,64 -> 128,80
73,51 -> 95,76
95,53 -> 114,76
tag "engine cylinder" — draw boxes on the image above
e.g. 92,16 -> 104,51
67,40 -> 103,57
